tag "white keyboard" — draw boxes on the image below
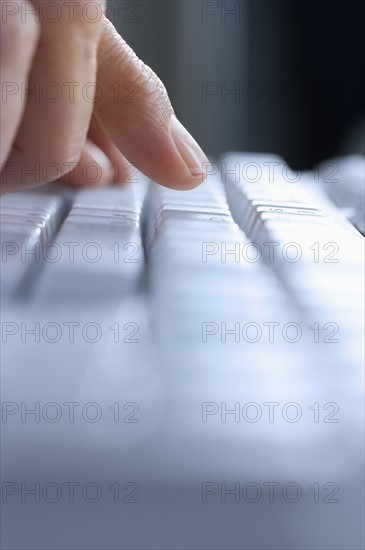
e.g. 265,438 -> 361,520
1,153 -> 364,549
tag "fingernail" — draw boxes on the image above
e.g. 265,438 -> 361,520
170,116 -> 211,177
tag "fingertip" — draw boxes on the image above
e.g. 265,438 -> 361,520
169,116 -> 211,184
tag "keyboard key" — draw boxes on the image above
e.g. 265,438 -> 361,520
0,193 -> 67,297
316,154 -> 365,234
36,183 -> 144,300
220,152 -> 364,348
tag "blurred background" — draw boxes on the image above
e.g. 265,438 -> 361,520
107,0 -> 364,169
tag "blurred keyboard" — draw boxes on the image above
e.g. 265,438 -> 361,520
1,153 -> 364,550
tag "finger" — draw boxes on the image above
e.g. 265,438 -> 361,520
87,114 -> 133,184
59,138 -> 114,187
0,0 -> 40,170
94,18 -> 210,191
1,0 -> 105,193
61,116 -> 135,187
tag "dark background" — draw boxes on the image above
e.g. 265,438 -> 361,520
108,0 -> 365,169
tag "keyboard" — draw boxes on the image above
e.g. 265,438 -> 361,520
1,153 -> 364,549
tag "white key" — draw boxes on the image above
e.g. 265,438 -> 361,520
37,185 -> 144,300
316,154 -> 365,234
0,193 -> 67,297
72,172 -> 149,212
221,151 -> 364,346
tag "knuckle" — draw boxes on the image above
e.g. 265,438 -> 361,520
119,51 -> 173,126
136,63 -> 169,105
136,64 -> 173,130
97,20 -> 174,130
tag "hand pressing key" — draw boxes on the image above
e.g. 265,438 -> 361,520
0,0 -> 210,193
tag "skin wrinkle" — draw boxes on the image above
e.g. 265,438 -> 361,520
1,6 -> 209,191
97,17 -> 172,125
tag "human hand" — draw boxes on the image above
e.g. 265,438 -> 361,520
0,0 -> 210,193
